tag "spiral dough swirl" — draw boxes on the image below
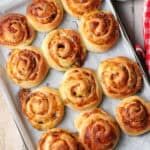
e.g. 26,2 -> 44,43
0,13 -> 35,48
19,87 -> 64,130
98,56 -> 142,99
61,0 -> 101,17
27,0 -> 63,32
60,68 -> 102,110
42,29 -> 86,71
38,128 -> 82,150
75,109 -> 120,150
6,46 -> 49,88
79,10 -> 119,52
116,96 -> 150,135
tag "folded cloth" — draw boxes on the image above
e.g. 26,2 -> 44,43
143,0 -> 150,74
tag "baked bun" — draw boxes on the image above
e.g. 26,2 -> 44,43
61,0 -> 101,18
98,56 -> 142,99
0,13 -> 35,48
75,108 -> 120,150
42,29 -> 86,71
59,68 -> 102,111
26,0 -> 64,32
79,10 -> 119,52
6,46 -> 49,88
38,128 -> 84,150
116,96 -> 150,136
19,87 -> 64,130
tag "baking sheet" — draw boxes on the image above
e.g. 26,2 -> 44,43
0,0 -> 150,150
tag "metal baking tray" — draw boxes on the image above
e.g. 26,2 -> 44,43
0,0 -> 149,150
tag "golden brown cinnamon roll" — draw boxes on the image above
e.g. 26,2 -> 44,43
116,96 -> 150,136
6,46 -> 49,88
26,0 -> 64,32
0,13 -> 35,48
61,0 -> 101,18
98,57 -> 142,99
59,68 -> 102,111
42,29 -> 86,71
19,87 -> 64,130
38,128 -> 83,150
79,10 -> 119,52
75,108 -> 120,150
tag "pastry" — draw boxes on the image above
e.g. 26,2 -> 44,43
116,96 -> 150,136
59,68 -> 102,111
61,0 -> 101,18
42,29 -> 86,71
75,108 -> 120,150
37,128 -> 84,150
0,13 -> 35,48
6,46 -> 49,88
79,10 -> 119,52
98,56 -> 142,99
19,87 -> 64,130
26,0 -> 64,32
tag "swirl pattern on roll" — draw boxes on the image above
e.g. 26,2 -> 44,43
116,96 -> 150,135
27,0 -> 63,32
38,128 -> 83,150
19,87 -> 64,130
61,0 -> 100,17
59,68 -> 102,110
0,13 -> 35,48
98,56 -> 142,99
75,108 -> 120,150
6,46 -> 49,88
79,10 -> 119,52
42,29 -> 86,71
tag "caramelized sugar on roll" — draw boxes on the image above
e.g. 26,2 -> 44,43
0,13 -> 35,48
61,0 -> 101,18
38,128 -> 83,150
6,46 -> 49,88
42,29 -> 86,71
75,108 -> 120,150
98,57 -> 142,99
19,87 -> 64,130
79,10 -> 119,52
27,0 -> 64,32
59,68 -> 102,111
116,96 -> 150,136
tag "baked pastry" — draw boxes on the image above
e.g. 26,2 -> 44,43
42,29 -> 86,71
79,10 -> 119,52
59,68 -> 102,111
116,96 -> 150,136
75,108 -> 120,150
61,0 -> 101,18
19,87 -> 64,130
6,46 -> 49,88
0,13 -> 35,48
98,56 -> 142,99
38,128 -> 84,150
26,0 -> 64,32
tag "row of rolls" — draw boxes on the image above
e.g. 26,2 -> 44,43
0,0 -> 148,149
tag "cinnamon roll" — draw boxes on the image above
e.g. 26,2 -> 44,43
19,87 -> 64,130
42,29 -> 86,71
6,46 -> 49,88
75,108 -> 120,150
59,68 -> 102,111
98,57 -> 142,99
0,13 -> 35,48
116,96 -> 150,136
61,0 -> 101,18
38,128 -> 84,150
79,10 -> 119,52
26,0 -> 64,32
